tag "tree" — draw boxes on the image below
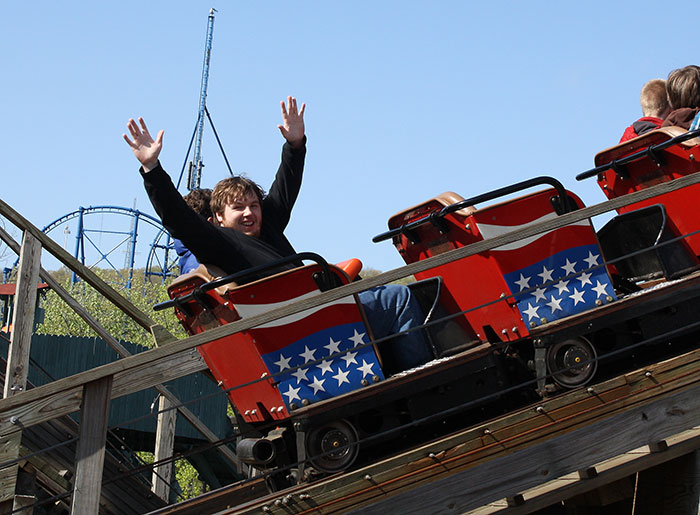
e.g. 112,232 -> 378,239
36,269 -> 186,347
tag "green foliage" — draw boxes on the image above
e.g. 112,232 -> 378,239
37,269 -> 186,347
174,457 -> 209,499
137,451 -> 209,500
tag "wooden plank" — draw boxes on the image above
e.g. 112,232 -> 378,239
71,375 -> 113,515
277,350 -> 700,512
3,231 -> 41,398
3,166 -> 700,422
0,432 -> 21,502
0,347 -> 206,436
352,379 -> 700,514
634,451 -> 700,514
0,225 -> 241,469
12,494 -> 34,514
226,347 -> 700,514
469,426 -> 700,514
152,395 -> 176,502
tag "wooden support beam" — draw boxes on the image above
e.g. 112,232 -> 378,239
13,494 -> 35,514
152,395 -> 176,502
3,231 -> 41,398
71,375 -> 113,515
350,379 -> 700,514
1,232 -> 40,509
232,351 -> 700,515
0,432 -> 21,503
634,451 -> 700,514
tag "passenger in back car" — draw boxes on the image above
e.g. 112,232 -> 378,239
661,65 -> 700,130
174,188 -> 213,275
619,79 -> 670,143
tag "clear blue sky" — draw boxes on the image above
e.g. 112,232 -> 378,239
1,1 -> 697,274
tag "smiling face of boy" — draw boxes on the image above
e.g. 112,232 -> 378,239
215,191 -> 262,238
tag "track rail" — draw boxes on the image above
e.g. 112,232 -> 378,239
148,343 -> 700,514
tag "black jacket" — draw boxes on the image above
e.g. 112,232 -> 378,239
142,139 -> 306,280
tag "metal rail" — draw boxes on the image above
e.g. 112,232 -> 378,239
576,127 -> 700,181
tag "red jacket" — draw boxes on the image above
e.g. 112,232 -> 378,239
619,116 -> 665,143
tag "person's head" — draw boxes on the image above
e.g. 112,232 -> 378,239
183,188 -> 213,220
640,79 -> 670,118
210,176 -> 266,237
667,65 -> 700,110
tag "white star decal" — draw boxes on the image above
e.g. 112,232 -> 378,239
348,329 -> 367,348
592,280 -> 608,298
515,274 -> 531,291
317,359 -> 334,376
332,367 -> 351,386
274,354 -> 292,371
291,367 -> 308,384
308,376 -> 326,395
577,271 -> 592,287
341,351 -> 358,367
554,279 -> 570,295
533,287 -> 547,302
561,259 -> 577,276
357,359 -> 375,378
538,266 -> 554,284
283,384 -> 301,402
546,295 -> 563,313
570,288 -> 585,305
584,251 -> 600,269
299,345 -> 316,363
523,302 -> 540,321
325,337 -> 342,355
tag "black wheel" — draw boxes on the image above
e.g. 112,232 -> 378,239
306,419 -> 359,474
546,337 -> 598,388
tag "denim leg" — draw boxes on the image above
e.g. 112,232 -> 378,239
358,284 -> 433,374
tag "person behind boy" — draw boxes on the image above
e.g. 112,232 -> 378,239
619,79 -> 670,142
662,65 -> 700,130
174,188 -> 212,274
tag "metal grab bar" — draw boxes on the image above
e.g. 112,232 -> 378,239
576,128 -> 700,181
153,252 -> 333,311
372,176 -> 570,244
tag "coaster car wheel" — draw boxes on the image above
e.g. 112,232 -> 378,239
546,337 -> 598,388
306,419 -> 359,474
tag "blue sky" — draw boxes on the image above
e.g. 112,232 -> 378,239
1,1 -> 697,274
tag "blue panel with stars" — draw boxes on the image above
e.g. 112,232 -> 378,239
260,322 -> 385,410
503,244 -> 617,326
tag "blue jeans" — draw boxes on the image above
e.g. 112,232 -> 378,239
358,285 -> 433,374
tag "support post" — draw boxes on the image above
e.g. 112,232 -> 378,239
152,395 -> 176,501
71,375 -> 113,515
634,451 -> 700,514
3,231 -> 41,397
0,432 -> 21,504
1,232 -> 40,508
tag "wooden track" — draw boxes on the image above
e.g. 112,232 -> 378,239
148,343 -> 700,514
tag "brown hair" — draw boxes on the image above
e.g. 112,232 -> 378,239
640,79 -> 669,118
182,188 -> 213,219
210,176 -> 265,215
667,65 -> 700,110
